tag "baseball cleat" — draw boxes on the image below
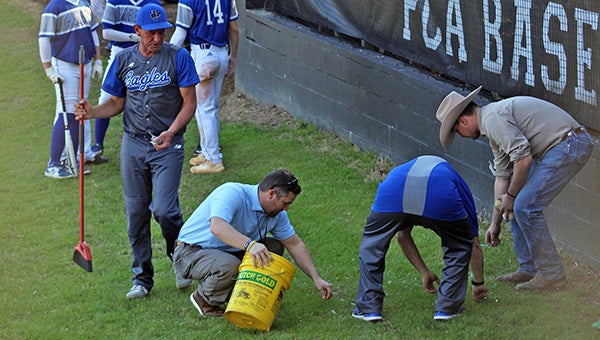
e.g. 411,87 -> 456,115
44,164 -> 76,179
189,154 -> 207,166
190,161 -> 224,174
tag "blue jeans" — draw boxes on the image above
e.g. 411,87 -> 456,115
511,130 -> 594,280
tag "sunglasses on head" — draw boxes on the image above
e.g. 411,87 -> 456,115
275,176 -> 298,191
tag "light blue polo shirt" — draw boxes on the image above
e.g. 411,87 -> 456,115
178,183 -> 296,253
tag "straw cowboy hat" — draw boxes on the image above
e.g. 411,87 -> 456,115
436,86 -> 482,148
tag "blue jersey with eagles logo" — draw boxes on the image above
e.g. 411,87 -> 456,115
101,42 -> 199,135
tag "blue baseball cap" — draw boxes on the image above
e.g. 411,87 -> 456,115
135,3 -> 172,30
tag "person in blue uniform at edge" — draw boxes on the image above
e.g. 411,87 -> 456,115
353,155 -> 488,322
74,3 -> 200,299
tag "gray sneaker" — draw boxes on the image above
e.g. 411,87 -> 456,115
125,285 -> 149,299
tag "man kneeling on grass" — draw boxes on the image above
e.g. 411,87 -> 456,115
173,168 -> 332,316
353,155 -> 488,322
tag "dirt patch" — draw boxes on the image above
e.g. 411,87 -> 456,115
218,77 -> 298,128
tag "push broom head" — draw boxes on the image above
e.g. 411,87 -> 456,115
73,241 -> 93,272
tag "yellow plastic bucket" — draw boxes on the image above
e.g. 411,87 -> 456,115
225,251 -> 297,331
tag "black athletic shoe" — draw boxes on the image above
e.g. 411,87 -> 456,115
192,143 -> 202,156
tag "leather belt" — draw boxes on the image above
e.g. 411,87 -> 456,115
562,126 -> 585,141
128,132 -> 153,141
176,240 -> 202,248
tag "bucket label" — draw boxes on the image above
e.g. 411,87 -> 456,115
237,270 -> 278,290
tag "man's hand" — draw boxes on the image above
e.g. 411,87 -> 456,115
45,66 -> 63,84
74,99 -> 92,121
150,130 -> 174,151
472,284 -> 489,301
422,270 -> 440,294
226,57 -> 236,77
313,278 -> 332,300
485,224 -> 501,247
497,195 -> 515,221
248,242 -> 274,269
92,59 -> 103,80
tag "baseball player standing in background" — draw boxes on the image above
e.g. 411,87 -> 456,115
75,3 -> 199,299
170,0 -> 239,174
39,0 -> 104,178
90,0 -> 106,23
91,0 -> 161,161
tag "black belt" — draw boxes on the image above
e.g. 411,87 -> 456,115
128,132 -> 155,141
176,240 -> 202,248
128,132 -> 183,140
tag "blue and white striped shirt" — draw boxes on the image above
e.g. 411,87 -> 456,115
39,0 -> 99,64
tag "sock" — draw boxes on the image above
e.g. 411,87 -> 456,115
49,116 -> 65,165
94,118 -> 110,147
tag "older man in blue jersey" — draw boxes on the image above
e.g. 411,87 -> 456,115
353,155 -> 488,322
75,3 -> 200,299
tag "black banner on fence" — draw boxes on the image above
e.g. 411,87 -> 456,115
263,0 -> 600,130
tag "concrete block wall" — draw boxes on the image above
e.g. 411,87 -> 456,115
235,7 -> 600,272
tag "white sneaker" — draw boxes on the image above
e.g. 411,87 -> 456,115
125,285 -> 149,299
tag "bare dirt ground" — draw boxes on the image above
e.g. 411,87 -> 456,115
218,76 -> 298,129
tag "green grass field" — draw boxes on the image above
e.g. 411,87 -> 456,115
1,0 -> 599,338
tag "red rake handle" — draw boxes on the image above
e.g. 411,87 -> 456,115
79,45 -> 85,243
